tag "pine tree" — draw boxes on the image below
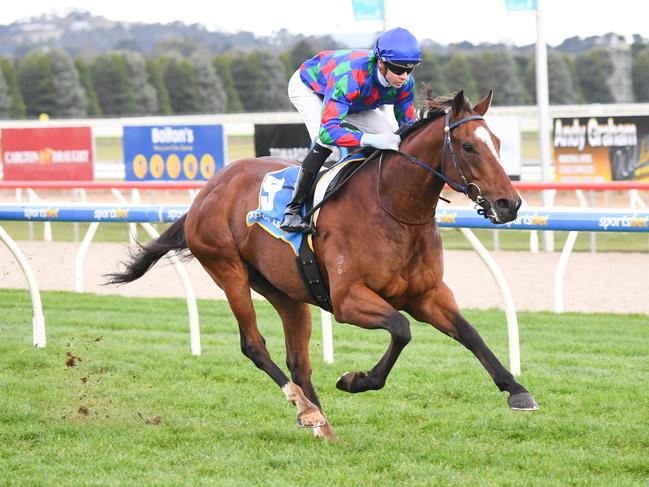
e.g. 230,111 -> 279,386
75,59 -> 102,116
0,59 -> 26,118
191,54 -> 226,113
632,49 -> 649,102
0,69 -> 11,118
575,49 -> 614,103
490,50 -> 527,105
547,52 -> 578,104
146,58 -> 172,115
17,50 -> 57,118
162,55 -> 200,114
49,48 -> 88,117
213,55 -> 243,113
91,54 -> 137,116
123,52 -> 158,115
444,54 -> 478,103
415,51 -> 448,101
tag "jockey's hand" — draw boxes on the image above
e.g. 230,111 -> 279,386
360,132 -> 401,151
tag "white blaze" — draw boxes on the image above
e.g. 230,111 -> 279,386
474,126 -> 501,163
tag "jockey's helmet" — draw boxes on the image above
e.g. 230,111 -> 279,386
374,27 -> 421,68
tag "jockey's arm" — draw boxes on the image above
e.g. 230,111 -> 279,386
318,75 -> 364,147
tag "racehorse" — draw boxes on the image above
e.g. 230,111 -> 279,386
107,89 -> 538,441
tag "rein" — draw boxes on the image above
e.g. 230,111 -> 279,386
377,112 -> 494,225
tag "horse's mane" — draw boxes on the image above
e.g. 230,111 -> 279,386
398,87 -> 472,139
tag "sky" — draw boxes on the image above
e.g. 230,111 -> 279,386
0,0 -> 645,47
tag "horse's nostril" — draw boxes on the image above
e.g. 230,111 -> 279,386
495,198 -> 515,210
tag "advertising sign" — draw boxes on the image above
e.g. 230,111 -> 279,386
123,124 -> 225,181
1,127 -> 94,181
254,123 -> 311,161
553,116 -> 649,182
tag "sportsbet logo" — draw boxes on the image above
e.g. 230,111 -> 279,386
23,208 -> 60,219
93,208 -> 130,220
599,214 -> 649,230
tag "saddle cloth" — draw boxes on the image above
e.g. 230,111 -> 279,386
245,153 -> 367,255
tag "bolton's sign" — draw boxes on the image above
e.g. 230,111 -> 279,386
1,127 -> 94,181
123,124 -> 225,181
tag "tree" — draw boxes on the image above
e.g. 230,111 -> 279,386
443,53 -> 478,102
191,54 -> 226,113
49,48 -> 88,117
123,52 -> 158,114
575,49 -> 614,103
75,59 -> 102,116
146,58 -> 172,115
490,50 -> 527,105
287,39 -> 318,72
0,59 -> 26,118
17,50 -> 57,118
91,54 -> 136,115
162,55 -> 200,114
255,51 -> 291,111
524,52 -> 580,105
471,52 -> 495,101
632,49 -> 649,102
0,69 -> 11,118
213,55 -> 243,113
547,52 -> 578,104
232,53 -> 265,112
415,51 -> 448,101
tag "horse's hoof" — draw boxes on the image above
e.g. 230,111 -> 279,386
508,392 -> 539,411
314,422 -> 337,441
297,406 -> 326,429
335,371 -> 366,393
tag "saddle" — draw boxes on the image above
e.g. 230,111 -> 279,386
246,148 -> 378,311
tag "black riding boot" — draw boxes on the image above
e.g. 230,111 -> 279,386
280,143 -> 332,233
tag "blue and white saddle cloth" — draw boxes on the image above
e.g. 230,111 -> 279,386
246,154 -> 365,255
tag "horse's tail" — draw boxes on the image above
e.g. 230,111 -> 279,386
104,214 -> 190,285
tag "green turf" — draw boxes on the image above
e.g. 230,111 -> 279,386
1,289 -> 647,485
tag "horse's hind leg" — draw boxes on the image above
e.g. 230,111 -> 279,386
249,275 -> 334,439
408,283 -> 538,411
201,258 -> 326,429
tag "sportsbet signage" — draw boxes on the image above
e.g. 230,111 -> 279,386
553,115 -> 649,182
1,127 -> 94,181
123,124 -> 225,181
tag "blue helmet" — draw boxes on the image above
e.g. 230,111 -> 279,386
374,27 -> 421,67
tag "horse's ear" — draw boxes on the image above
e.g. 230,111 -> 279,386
452,90 -> 465,114
473,90 -> 493,116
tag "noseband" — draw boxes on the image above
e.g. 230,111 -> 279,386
378,111 -> 495,224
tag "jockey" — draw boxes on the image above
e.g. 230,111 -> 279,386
280,27 -> 422,233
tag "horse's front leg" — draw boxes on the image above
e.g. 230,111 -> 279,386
407,283 -> 538,410
332,284 -> 411,393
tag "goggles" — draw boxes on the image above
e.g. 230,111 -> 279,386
385,61 -> 419,76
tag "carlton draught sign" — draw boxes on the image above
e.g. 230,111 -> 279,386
553,116 -> 649,182
1,127 -> 94,181
123,124 -> 225,181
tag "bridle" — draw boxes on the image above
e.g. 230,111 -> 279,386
377,110 -> 496,225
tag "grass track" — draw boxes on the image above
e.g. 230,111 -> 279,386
1,289 -> 648,485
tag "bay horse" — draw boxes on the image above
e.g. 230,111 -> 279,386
107,90 -> 538,441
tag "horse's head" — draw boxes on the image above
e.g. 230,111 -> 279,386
439,90 -> 521,224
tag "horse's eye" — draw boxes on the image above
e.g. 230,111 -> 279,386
462,143 -> 475,153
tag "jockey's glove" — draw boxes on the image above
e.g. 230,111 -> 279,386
361,132 -> 401,151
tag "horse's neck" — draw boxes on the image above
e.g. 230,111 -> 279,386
378,130 -> 445,220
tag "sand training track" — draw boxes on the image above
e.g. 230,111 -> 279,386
1,240 -> 648,314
